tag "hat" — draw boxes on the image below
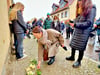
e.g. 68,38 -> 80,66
47,13 -> 50,16
40,18 -> 43,21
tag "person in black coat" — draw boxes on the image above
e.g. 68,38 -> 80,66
32,18 -> 37,28
35,18 -> 43,27
65,21 -> 71,39
66,0 -> 96,68
51,15 -> 61,33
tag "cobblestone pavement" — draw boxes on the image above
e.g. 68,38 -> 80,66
6,35 -> 100,75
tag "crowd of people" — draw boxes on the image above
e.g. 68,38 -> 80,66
8,0 -> 100,69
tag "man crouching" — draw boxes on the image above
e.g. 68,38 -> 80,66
32,26 -> 67,69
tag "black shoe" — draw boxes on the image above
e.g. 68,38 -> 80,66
66,56 -> 75,61
72,61 -> 81,68
98,65 -> 100,68
47,58 -> 55,65
95,50 -> 100,52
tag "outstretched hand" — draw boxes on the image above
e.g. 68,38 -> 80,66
37,61 -> 41,69
37,64 -> 40,69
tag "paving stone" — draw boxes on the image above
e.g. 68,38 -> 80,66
6,37 -> 100,75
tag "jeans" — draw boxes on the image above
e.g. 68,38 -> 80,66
98,35 -> 100,44
16,33 -> 24,59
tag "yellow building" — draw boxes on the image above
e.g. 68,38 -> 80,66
0,0 -> 13,74
51,0 -> 77,22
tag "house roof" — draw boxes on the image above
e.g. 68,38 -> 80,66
52,3 -> 59,8
59,0 -> 68,3
51,0 -> 75,15
51,0 -> 69,15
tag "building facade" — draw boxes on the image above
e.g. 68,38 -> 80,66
0,0 -> 13,74
51,0 -> 77,22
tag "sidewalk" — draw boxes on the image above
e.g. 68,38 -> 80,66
6,37 -> 100,75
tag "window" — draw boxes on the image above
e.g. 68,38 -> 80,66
52,5 -> 58,12
61,12 -> 63,18
53,7 -> 57,12
60,3 -> 66,8
60,2 -> 66,8
65,11 -> 67,17
57,14 -> 59,18
59,0 -> 67,8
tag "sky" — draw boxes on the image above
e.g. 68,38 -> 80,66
14,0 -> 59,21
14,0 -> 100,22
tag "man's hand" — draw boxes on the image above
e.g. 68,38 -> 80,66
61,44 -> 67,51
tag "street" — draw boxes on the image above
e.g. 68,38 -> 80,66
5,34 -> 100,75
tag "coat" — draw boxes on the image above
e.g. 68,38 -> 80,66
38,28 -> 64,61
12,11 -> 27,34
61,23 -> 65,30
35,19 -> 43,27
66,23 -> 71,32
43,18 -> 52,29
70,5 -> 96,51
95,18 -> 100,35
51,21 -> 61,32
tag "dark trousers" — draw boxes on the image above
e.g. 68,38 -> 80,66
66,31 -> 70,39
71,48 -> 84,62
14,33 -> 17,49
98,35 -> 100,44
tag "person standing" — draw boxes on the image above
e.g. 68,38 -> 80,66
9,2 -> 28,60
26,21 -> 32,39
66,0 -> 96,68
61,21 -> 65,35
94,18 -> 100,51
32,18 -> 37,28
43,13 -> 52,29
51,15 -> 61,33
94,18 -> 100,68
65,20 -> 71,39
32,26 -> 67,69
9,4 -> 17,50
35,18 -> 43,27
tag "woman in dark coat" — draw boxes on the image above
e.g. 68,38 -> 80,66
51,15 -> 61,33
9,2 -> 28,60
66,0 -> 96,68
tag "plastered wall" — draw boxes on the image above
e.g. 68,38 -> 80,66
0,0 -> 10,74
